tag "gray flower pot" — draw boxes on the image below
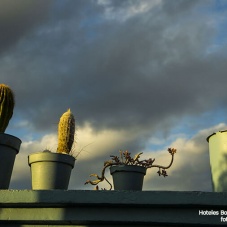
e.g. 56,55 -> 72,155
28,151 -> 75,190
0,133 -> 21,189
110,165 -> 146,191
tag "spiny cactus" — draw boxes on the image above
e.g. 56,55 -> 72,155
57,109 -> 75,154
0,84 -> 15,133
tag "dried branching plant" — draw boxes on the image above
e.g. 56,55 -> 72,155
85,148 -> 176,190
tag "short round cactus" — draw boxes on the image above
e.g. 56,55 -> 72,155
57,109 -> 75,154
0,84 -> 15,133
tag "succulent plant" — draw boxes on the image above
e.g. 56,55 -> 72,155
85,148 -> 177,190
57,109 -> 75,154
0,84 -> 15,133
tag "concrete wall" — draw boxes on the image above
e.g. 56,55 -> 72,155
0,190 -> 227,226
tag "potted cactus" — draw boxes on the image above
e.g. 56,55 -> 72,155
28,109 -> 76,190
85,148 -> 176,191
0,84 -> 22,189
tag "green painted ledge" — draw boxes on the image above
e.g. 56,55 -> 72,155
0,190 -> 227,226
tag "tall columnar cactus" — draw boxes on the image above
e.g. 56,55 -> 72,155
0,84 -> 15,133
57,109 -> 75,154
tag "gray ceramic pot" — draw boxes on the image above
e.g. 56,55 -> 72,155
110,165 -> 146,191
0,133 -> 21,189
28,151 -> 75,190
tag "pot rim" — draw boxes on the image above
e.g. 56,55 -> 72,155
0,133 -> 22,153
28,151 -> 76,168
110,164 -> 146,175
206,130 -> 227,142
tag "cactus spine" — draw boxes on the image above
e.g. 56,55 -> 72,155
57,109 -> 75,154
0,84 -> 15,133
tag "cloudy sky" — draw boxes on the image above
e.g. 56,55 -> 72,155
1,0 -> 227,191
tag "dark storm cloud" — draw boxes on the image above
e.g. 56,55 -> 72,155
0,0 -> 53,53
1,0 -> 226,135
